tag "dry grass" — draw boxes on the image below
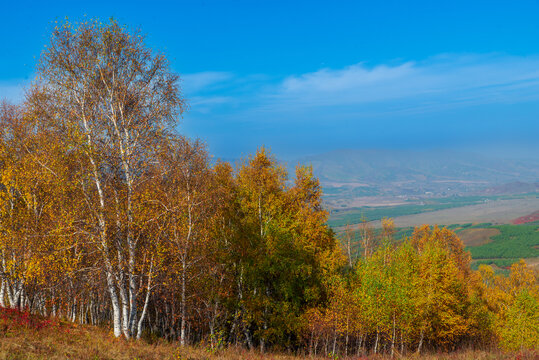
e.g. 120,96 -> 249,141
0,309 -> 535,360
458,228 -> 500,246
0,322 -> 174,359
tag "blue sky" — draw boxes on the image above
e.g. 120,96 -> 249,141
1,0 -> 539,159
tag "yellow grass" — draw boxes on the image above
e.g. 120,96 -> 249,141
0,318 -> 536,360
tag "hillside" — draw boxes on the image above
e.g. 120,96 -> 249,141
299,149 -> 539,186
0,307 -> 534,360
293,149 -> 539,208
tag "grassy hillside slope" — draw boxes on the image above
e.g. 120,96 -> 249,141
299,149 -> 539,185
0,307 -> 535,360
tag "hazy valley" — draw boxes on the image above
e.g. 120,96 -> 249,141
296,149 -> 539,209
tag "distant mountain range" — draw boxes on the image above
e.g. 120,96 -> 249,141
290,149 -> 539,206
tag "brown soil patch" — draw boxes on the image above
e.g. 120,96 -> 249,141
524,257 -> 539,268
458,228 -> 500,246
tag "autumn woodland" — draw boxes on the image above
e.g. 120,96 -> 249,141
0,20 -> 537,358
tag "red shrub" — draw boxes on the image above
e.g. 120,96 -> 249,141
0,306 -> 59,333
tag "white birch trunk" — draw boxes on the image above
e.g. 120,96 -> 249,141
0,280 -> 5,308
136,260 -> 153,340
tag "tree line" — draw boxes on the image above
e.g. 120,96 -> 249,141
0,19 -> 537,356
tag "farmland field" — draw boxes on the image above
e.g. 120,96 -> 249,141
466,224 -> 539,259
329,194 -> 539,229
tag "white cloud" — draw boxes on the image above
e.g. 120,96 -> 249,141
274,54 -> 539,109
187,96 -> 236,114
181,71 -> 234,94
180,54 -> 539,133
189,96 -> 232,106
170,54 -> 539,158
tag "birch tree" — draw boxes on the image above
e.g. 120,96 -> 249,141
29,18 -> 184,338
155,137 -> 214,345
